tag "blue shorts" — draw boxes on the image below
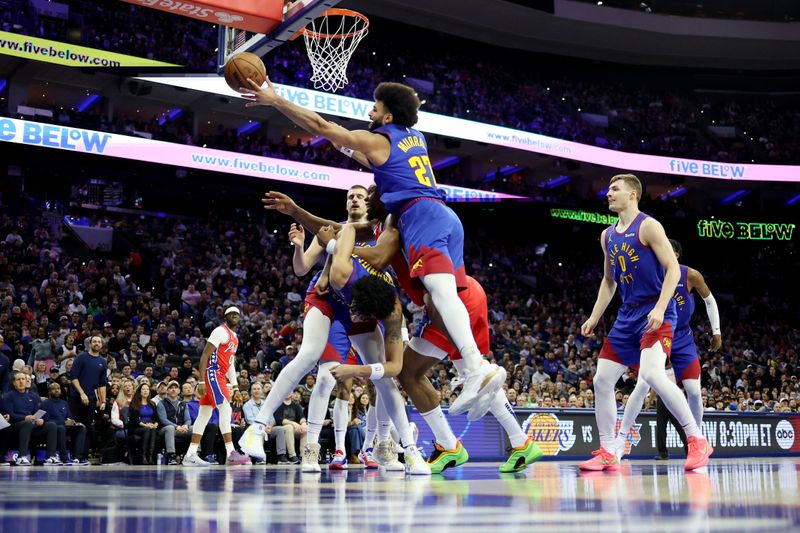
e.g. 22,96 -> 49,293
397,198 -> 468,289
318,301 -> 376,365
670,327 -> 700,384
599,300 -> 677,368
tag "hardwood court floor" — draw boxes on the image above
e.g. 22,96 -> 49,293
0,457 -> 798,532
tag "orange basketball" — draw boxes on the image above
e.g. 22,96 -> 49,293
223,52 -> 267,92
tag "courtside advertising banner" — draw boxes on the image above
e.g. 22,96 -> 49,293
0,117 -> 523,202
408,409 -> 800,461
137,76 -> 800,183
0,31 -> 178,67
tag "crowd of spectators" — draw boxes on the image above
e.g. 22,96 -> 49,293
4,1 -> 800,167
0,200 -> 797,465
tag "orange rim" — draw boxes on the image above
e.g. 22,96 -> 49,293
298,8 -> 369,40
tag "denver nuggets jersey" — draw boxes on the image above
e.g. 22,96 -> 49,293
304,237 -> 377,297
371,124 -> 447,213
674,264 -> 695,331
331,245 -> 395,308
606,212 -> 665,306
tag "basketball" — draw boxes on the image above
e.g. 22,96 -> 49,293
223,52 -> 267,92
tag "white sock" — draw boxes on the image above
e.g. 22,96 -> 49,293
639,345 -> 701,438
594,359 -> 627,451
682,378 -> 704,430
333,398 -> 349,452
376,394 -> 392,441
421,273 -> 481,371
617,378 -> 651,445
254,308 -> 330,425
374,379 -> 415,447
307,362 -> 337,445
225,441 -> 235,455
489,390 -> 527,448
421,406 -> 458,450
187,442 -> 200,456
362,405 -> 377,452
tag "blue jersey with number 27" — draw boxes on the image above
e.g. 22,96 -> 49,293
370,124 -> 447,213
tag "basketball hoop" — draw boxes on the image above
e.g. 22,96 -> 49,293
298,8 -> 369,93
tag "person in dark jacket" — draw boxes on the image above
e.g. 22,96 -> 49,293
3,371 -> 59,465
41,381 -> 88,465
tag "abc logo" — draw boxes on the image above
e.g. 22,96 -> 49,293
775,420 -> 795,450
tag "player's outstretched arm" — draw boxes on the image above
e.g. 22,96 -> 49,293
641,218 -> 681,332
290,224 -> 324,276
582,229 -> 617,336
326,225 -> 355,291
240,78 -> 389,163
687,268 -> 722,351
354,216 -> 400,271
263,191 -> 342,234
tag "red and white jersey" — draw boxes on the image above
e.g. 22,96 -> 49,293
206,323 -> 238,375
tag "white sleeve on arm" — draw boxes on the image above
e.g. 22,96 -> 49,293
702,293 -> 721,335
206,326 -> 228,348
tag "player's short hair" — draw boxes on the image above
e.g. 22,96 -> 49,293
669,239 -> 682,259
373,82 -> 420,127
349,184 -> 368,194
610,173 -> 642,202
350,276 -> 396,320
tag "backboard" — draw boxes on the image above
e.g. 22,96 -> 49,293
218,0 -> 342,71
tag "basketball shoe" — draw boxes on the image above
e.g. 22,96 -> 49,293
449,364 -> 506,416
359,447 -> 379,469
301,443 -> 322,473
375,438 -> 404,471
426,440 -> 469,474
329,449 -> 348,470
579,447 -> 621,471
499,438 -> 544,473
238,423 -> 267,461
684,435 -> 713,471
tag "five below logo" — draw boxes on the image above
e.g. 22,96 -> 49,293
522,413 -> 576,456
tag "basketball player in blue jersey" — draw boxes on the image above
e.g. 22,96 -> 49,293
613,238 -> 722,458
241,78 -> 505,417
317,222 -> 431,475
580,174 -> 713,472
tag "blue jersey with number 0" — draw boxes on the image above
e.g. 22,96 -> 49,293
370,124 -> 447,213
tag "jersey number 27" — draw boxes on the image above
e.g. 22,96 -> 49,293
408,155 -> 437,187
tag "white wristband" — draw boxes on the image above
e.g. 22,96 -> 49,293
401,327 -> 409,342
325,238 -> 337,255
339,146 -> 354,158
368,363 -> 385,380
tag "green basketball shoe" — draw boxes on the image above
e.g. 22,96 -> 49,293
499,438 -> 544,473
426,441 -> 469,474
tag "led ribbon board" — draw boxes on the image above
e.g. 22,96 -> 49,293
697,219 -> 795,241
0,117 -> 523,202
0,31 -> 178,67
137,76 -> 800,183
550,208 -> 618,225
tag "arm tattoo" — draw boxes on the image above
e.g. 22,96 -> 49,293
385,302 -> 403,343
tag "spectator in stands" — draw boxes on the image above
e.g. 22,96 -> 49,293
0,339 -> 10,393
274,393 -> 307,464
41,381 -> 88,465
346,393 -> 368,463
155,380 -> 191,464
69,335 -> 108,434
127,381 -> 158,464
243,381 -> 287,464
3,371 -> 59,465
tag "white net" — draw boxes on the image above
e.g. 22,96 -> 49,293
302,10 -> 368,93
